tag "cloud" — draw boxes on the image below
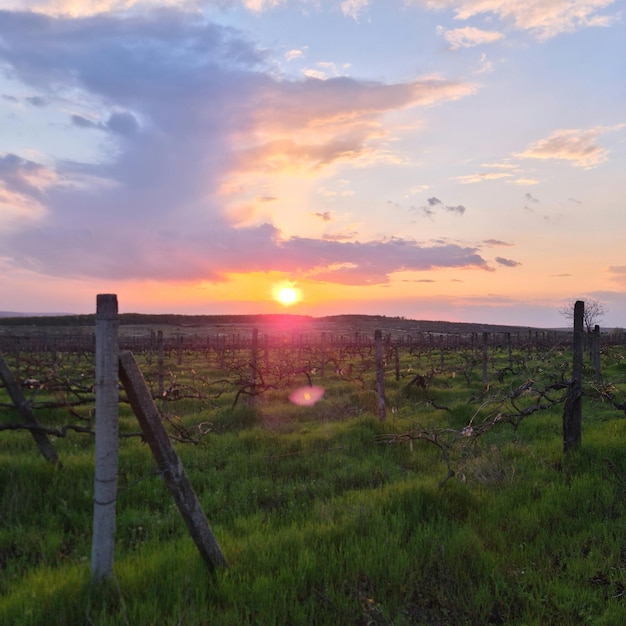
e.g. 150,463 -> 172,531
474,52 -> 494,74
436,25 -> 504,50
2,0 -> 618,40
495,256 -> 521,267
302,61 -> 352,81
0,153 -> 56,197
0,0 -> 363,25
71,111 -> 139,135
341,0 -> 370,20
314,211 -> 333,221
285,48 -> 304,61
242,0 -> 283,12
322,231 -> 358,241
446,204 -> 466,215
0,9 -> 481,286
289,237 -> 489,285
0,153 -> 55,231
6,220 -> 491,284
456,171 -> 513,184
8,0 -> 617,35
0,1 -> 200,17
412,196 -> 466,218
482,161 -> 516,169
413,0 -> 617,39
512,177 -> 539,185
25,95 -> 48,106
71,114 -> 99,129
483,239 -> 513,246
516,126 -> 618,168
106,111 -> 140,135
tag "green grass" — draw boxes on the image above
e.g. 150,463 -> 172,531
1,345 -> 625,625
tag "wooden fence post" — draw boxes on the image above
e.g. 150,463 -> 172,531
439,335 -> 445,368
394,345 -> 400,382
157,330 -> 164,399
249,328 -> 258,407
506,332 -> 513,371
374,329 -> 386,421
177,334 -> 183,366
263,333 -> 270,372
563,300 -> 583,452
91,294 -> 119,582
591,325 -> 601,384
118,350 -> 226,571
0,353 -> 60,466
481,332 -> 489,384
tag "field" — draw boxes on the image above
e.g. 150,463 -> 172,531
1,315 -> 625,625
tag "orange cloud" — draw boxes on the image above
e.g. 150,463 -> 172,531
516,126 -> 620,169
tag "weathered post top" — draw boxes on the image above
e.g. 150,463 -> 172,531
96,294 -> 119,319
573,301 -> 584,327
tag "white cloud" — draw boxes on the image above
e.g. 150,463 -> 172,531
481,161 -> 516,169
437,25 -> 504,49
285,48 -> 305,61
302,61 -> 351,80
456,171 -> 513,183
303,69 -> 327,80
474,52 -> 494,74
413,0 -> 617,39
242,0 -> 283,12
1,0 -> 618,38
510,177 -> 539,185
341,0 -> 370,20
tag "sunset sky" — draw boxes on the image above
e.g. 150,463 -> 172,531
0,0 -> 624,327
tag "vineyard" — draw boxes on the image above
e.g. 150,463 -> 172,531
1,312 -> 625,625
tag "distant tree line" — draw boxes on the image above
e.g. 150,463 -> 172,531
0,313 -> 316,328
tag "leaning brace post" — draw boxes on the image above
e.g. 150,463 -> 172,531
0,353 -> 60,465
118,350 -> 226,571
374,329 -> 386,421
91,294 -> 120,581
563,300 -> 584,452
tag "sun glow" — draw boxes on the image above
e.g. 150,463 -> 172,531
273,282 -> 301,307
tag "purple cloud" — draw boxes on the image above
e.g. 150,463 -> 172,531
414,196 -> 466,218
0,153 -> 49,198
0,8 -> 481,287
495,257 -> 521,268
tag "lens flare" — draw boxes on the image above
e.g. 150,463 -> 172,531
289,385 -> 325,406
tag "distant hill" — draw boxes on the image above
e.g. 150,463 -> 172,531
0,311 -> 73,318
0,311 -> 552,336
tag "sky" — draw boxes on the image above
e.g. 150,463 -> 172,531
0,0 -> 624,327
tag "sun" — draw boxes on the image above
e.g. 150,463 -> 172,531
273,283 -> 301,307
